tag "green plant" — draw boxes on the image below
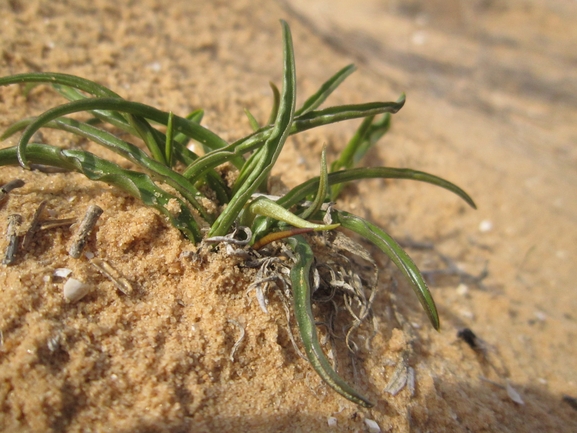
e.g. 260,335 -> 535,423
0,20 -> 475,407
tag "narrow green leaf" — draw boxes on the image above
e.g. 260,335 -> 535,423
331,211 -> 440,330
295,64 -> 357,116
267,81 -> 281,125
188,108 -> 205,124
287,235 -> 374,407
0,72 -> 121,98
0,144 -> 203,242
181,96 -> 406,183
244,108 -> 260,131
35,117 -> 213,222
12,97 -> 229,169
353,113 -> 391,166
174,109 -> 204,147
52,83 -> 131,130
128,113 -> 167,165
0,142 -> 78,171
330,113 -> 391,200
1,118 -> 35,140
300,145 -> 328,219
230,146 -> 264,196
331,116 -> 375,202
279,166 -> 477,210
165,111 -> 175,167
330,116 -> 374,174
207,20 -> 297,237
52,84 -> 206,165
247,197 -> 338,232
292,95 -> 405,133
1,75 -> 138,143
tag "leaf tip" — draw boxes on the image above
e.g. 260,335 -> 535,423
16,147 -> 30,170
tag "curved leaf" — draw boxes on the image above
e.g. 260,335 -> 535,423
0,72 -> 121,98
248,197 -> 338,231
300,145 -> 328,219
20,117 -> 213,222
12,97 -> 229,169
331,211 -> 440,330
279,166 -> 477,210
207,19 -> 297,237
0,144 -> 202,242
287,235 -> 374,407
4,114 -> 230,206
181,96 -> 406,183
267,81 -> 281,125
295,64 -> 357,116
292,95 -> 405,133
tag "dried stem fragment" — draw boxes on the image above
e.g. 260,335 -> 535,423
90,258 -> 133,295
22,200 -> 47,251
40,218 -> 77,230
3,214 -> 23,265
227,319 -> 245,362
69,204 -> 103,258
0,179 -> 24,204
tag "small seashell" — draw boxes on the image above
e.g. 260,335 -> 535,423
63,278 -> 91,303
506,381 -> 524,405
54,268 -> 73,278
384,362 -> 408,396
479,219 -> 493,232
327,417 -> 337,427
364,418 -> 381,433
407,366 -> 416,397
456,283 -> 469,296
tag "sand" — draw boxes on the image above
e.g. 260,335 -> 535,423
1,0 -> 576,431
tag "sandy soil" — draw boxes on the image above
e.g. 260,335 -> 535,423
1,0 -> 576,432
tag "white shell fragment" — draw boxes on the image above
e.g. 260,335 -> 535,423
479,219 -> 493,232
364,418 -> 381,433
506,382 -> 525,405
456,283 -> 469,296
384,362 -> 408,396
53,268 -> 73,278
63,278 -> 91,303
407,366 -> 416,397
327,417 -> 337,427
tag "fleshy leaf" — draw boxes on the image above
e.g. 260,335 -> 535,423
207,19 -> 297,237
331,210 -> 440,330
279,166 -> 477,210
0,144 -> 203,242
287,235 -> 374,407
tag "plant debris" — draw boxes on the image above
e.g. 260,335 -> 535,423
2,214 -> 22,265
227,319 -> 245,362
69,204 -> 103,258
89,257 -> 133,295
0,179 -> 24,205
562,395 -> 577,412
21,200 -> 47,251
